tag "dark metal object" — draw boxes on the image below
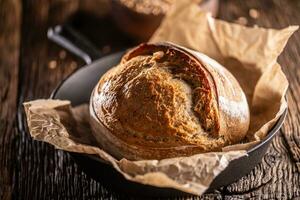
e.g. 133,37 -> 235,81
48,24 -> 101,64
45,25 -> 287,197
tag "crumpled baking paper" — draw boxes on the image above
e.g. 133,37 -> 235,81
23,0 -> 298,196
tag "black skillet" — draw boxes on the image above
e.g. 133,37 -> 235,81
38,24 -> 287,197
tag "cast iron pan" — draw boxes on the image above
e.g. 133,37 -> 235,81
24,25 -> 288,197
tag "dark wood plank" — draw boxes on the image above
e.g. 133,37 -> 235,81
207,0 -> 300,199
0,0 -> 21,200
17,0 -> 129,200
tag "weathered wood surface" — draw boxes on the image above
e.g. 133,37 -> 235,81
0,0 -> 299,199
0,0 -> 21,200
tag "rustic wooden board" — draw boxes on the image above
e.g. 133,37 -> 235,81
215,1 -> 300,199
0,0 -> 299,199
0,0 -> 21,199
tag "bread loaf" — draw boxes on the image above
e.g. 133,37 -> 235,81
90,42 -> 250,160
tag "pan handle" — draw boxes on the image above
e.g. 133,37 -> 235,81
47,24 -> 101,64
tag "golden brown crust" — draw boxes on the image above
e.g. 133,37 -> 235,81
90,42 -> 250,160
121,43 -> 221,134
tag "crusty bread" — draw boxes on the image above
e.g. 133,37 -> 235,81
90,42 -> 250,160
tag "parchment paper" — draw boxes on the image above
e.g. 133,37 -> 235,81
23,0 -> 298,196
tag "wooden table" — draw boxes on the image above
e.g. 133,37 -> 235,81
1,0 -> 300,199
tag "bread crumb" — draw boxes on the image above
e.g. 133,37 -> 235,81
48,60 -> 57,69
235,17 -> 248,26
70,61 -> 77,69
249,9 -> 260,19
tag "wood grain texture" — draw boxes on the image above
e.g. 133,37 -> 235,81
216,1 -> 300,199
0,0 -> 21,200
0,0 -> 299,199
